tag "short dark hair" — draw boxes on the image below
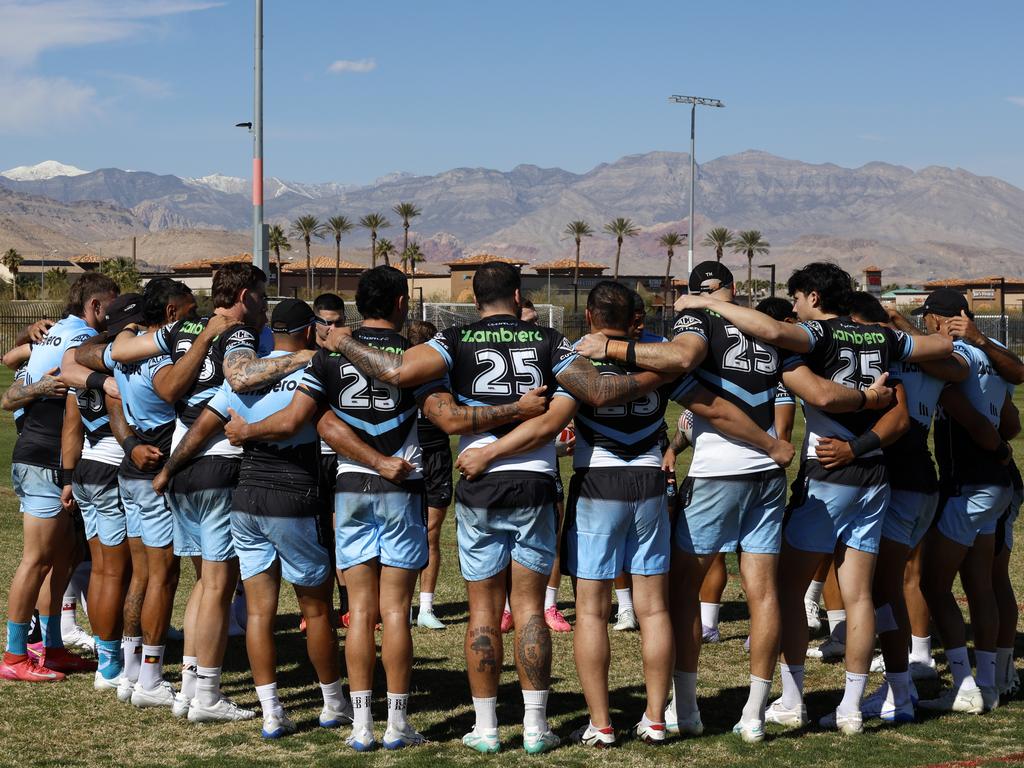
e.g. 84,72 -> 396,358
787,262 -> 855,315
212,262 -> 267,309
588,281 -> 634,331
406,319 -> 437,346
521,297 -> 535,310
66,273 -> 119,317
472,262 -> 520,306
848,291 -> 889,324
756,296 -> 796,322
314,293 -> 345,314
142,278 -> 193,325
630,289 -> 646,317
356,266 -> 407,320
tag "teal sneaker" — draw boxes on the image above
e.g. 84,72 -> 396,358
463,727 -> 501,754
523,728 -> 560,754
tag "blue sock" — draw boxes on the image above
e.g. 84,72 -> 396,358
96,638 -> 123,680
39,615 -> 63,649
6,621 -> 29,656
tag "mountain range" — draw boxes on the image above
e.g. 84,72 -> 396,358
2,151 -> 1023,282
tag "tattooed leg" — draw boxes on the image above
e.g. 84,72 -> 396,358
123,537 -> 148,637
465,574 -> 506,698
510,561 -> 552,691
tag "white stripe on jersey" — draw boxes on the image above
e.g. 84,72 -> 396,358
336,425 -> 423,480
171,418 -> 242,458
81,435 -> 124,466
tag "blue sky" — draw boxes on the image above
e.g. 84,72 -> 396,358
1,0 -> 1022,187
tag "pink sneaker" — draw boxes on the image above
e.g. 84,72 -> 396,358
545,606 -> 572,632
500,611 -> 514,633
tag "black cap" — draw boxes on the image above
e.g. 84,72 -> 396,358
105,293 -> 144,334
688,261 -> 734,295
271,299 -> 315,334
910,288 -> 970,317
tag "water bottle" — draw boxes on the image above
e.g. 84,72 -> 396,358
666,474 -> 677,499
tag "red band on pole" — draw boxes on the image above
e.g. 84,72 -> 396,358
253,158 -> 263,205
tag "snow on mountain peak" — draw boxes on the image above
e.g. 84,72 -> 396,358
184,173 -> 250,195
1,160 -> 89,180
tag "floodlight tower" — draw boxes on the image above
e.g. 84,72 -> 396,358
669,95 -> 725,276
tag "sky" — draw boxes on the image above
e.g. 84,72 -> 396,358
1,0 -> 1022,187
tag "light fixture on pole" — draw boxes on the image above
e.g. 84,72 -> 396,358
758,263 -> 776,297
669,95 -> 725,276
250,0 -> 267,273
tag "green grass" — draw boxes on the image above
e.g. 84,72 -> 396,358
0,368 -> 1021,767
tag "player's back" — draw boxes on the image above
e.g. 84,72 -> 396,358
884,359 -> 945,493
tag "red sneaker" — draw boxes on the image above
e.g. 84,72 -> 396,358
26,642 -> 44,662
500,610 -> 514,633
0,652 -> 65,682
544,606 -> 572,632
39,647 -> 98,673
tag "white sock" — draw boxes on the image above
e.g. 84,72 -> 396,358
672,670 -> 699,716
138,644 -> 165,690
780,663 -> 805,710
615,588 -> 633,613
60,583 -> 78,635
910,634 -> 932,663
887,670 -> 910,708
122,636 -> 143,682
975,650 -> 997,688
472,696 -> 498,732
522,689 -> 549,731
387,692 -> 409,730
838,671 -> 868,715
320,678 -> 348,711
196,665 -> 222,706
805,580 -> 824,606
827,610 -> 847,640
946,646 -> 977,690
544,586 -> 558,611
504,597 -> 511,614
351,690 -> 373,730
996,647 -> 1013,686
256,682 -> 283,718
181,655 -> 199,700
700,602 -> 721,630
419,592 -> 434,613
741,675 -> 772,723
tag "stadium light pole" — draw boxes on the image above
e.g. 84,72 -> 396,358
669,95 -> 724,276
251,0 -> 268,273
759,263 -> 776,297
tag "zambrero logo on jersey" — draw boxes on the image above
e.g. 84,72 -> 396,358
831,328 -> 886,345
460,328 -> 543,343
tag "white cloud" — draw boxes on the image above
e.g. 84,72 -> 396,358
103,72 -> 172,98
1006,96 -> 1024,107
0,74 -> 97,132
327,58 -> 377,74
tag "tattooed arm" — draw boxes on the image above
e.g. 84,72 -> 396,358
154,315 -> 239,403
555,357 -> 673,408
152,408 -> 223,493
2,367 -> 68,411
316,410 -> 415,485
222,347 -> 315,393
418,386 -> 548,436
322,328 -> 448,388
576,332 -> 708,375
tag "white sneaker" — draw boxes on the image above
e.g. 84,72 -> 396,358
187,695 -> 256,722
569,723 -> 616,747
634,719 -> 667,744
382,722 -> 427,750
918,683 -> 984,714
116,676 -> 135,703
665,700 -> 704,736
909,657 -> 939,681
807,636 -> 846,660
93,671 -> 119,691
319,700 -> 354,727
262,710 -> 296,739
346,725 -> 378,752
732,718 -> 765,743
870,653 -> 886,673
62,625 -> 96,655
522,727 -> 560,754
613,608 -> 639,631
764,698 -> 808,727
805,598 -> 822,632
861,682 -> 916,723
172,692 -> 191,718
819,708 -> 863,735
131,679 -> 177,708
416,609 -> 446,630
463,727 -> 501,753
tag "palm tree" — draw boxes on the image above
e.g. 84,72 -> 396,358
392,202 -> 422,252
732,230 -> 771,307
375,238 -> 396,268
401,241 -> 425,297
267,224 -> 291,295
563,220 -> 593,312
290,215 -> 325,295
98,257 -> 141,292
658,232 -> 686,311
2,248 -> 23,300
702,227 -> 735,263
359,213 -> 391,268
603,217 -> 640,281
324,215 -> 354,292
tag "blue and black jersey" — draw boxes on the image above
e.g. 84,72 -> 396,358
883,358 -> 947,494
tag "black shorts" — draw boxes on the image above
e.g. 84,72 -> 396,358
423,447 -> 453,510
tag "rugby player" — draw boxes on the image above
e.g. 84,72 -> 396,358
1,273 -> 118,682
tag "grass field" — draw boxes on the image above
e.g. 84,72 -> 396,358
0,366 -> 1021,768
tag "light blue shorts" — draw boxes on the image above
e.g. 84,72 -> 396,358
565,469 -> 669,580
119,475 -> 174,550
167,458 -> 239,561
334,474 -> 427,571
675,470 -> 787,556
937,483 -> 1013,547
231,486 -> 331,587
454,471 -> 557,582
784,460 -> 890,555
882,489 -> 939,548
72,460 -> 122,544
11,463 -> 63,519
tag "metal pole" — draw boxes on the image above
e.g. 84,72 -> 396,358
252,0 -> 268,273
1000,277 -> 1007,346
688,103 -> 695,276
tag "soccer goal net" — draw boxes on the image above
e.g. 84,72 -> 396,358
423,303 -> 564,331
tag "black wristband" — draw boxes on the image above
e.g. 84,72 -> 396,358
849,431 -> 882,458
995,441 -> 1011,463
86,372 -> 110,391
625,341 -> 637,368
58,468 -> 73,487
123,436 -> 142,456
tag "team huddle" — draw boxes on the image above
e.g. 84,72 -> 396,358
0,258 -> 1020,752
